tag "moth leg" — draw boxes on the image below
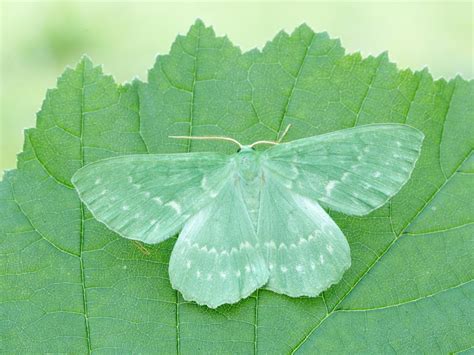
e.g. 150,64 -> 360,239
132,240 -> 151,256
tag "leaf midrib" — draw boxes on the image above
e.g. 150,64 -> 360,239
78,59 -> 92,354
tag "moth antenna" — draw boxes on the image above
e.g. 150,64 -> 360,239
277,124 -> 292,143
249,140 -> 279,148
169,135 -> 243,149
249,124 -> 293,148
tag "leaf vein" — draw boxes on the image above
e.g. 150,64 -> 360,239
275,32 -> 316,138
337,279 -> 473,312
352,56 -> 383,127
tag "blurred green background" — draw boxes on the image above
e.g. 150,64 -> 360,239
1,1 -> 472,173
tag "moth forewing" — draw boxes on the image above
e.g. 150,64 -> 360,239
71,153 -> 232,245
262,124 -> 424,216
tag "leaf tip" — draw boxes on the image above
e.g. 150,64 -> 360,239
193,18 -> 206,27
79,54 -> 94,67
378,50 -> 390,60
189,18 -> 213,35
296,22 -> 312,33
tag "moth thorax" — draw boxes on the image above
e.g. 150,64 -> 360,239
236,148 -> 260,182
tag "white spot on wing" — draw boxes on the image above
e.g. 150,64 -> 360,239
219,271 -> 227,279
207,273 -> 212,281
122,205 -> 130,211
326,244 -> 334,254
341,172 -> 350,182
325,180 -> 337,196
153,197 -> 162,204
100,190 -> 107,196
245,265 -> 251,273
373,171 -> 381,178
269,263 -> 274,270
278,243 -> 287,250
310,262 -> 316,270
167,201 -> 181,214
128,176 -> 133,183
283,180 -> 293,189
144,192 -> 151,198
240,241 -> 252,250
296,265 -> 304,273
280,266 -> 288,273
186,261 -> 191,269
235,270 -> 241,277
320,255 -> 325,264
95,178 -> 102,185
196,270 -> 201,278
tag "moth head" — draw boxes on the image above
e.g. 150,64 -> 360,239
235,146 -> 260,181
237,146 -> 256,153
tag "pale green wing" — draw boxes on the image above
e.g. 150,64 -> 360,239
169,178 -> 269,308
263,124 -> 424,216
72,153 -> 231,244
257,173 -> 350,297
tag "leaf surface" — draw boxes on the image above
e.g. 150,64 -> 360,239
1,20 -> 473,353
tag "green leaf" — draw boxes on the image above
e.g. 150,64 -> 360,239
1,20 -> 473,353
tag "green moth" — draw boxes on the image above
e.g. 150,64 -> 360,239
72,124 -> 424,308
